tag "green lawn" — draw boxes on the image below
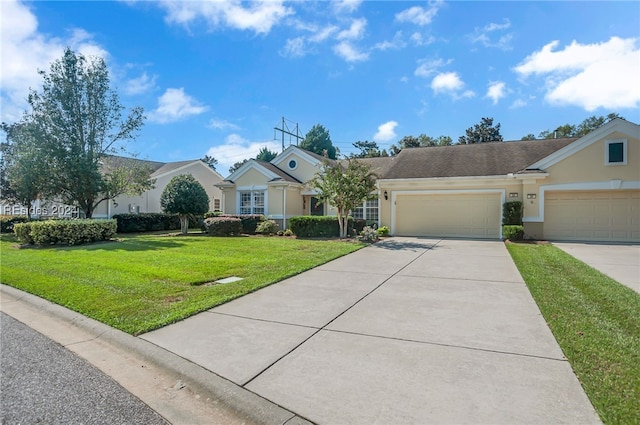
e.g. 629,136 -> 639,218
0,233 -> 363,335
507,243 -> 640,425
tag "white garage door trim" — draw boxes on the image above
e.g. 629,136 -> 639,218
390,189 -> 505,238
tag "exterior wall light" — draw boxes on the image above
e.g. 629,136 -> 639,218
526,194 -> 536,199
384,191 -> 388,200
509,192 -> 519,198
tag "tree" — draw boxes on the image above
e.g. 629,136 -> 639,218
351,140 -> 388,158
309,158 -> 377,239
19,48 -> 149,218
521,134 -> 537,141
390,135 -> 420,155
390,134 -> 452,155
256,147 -> 278,162
301,124 -> 338,159
537,113 -> 623,139
160,174 -> 209,235
0,122 -> 49,219
229,159 -> 249,174
201,155 -> 218,170
458,117 -> 503,144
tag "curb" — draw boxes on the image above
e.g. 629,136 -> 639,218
0,284 -> 312,425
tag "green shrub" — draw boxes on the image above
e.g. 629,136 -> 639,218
215,214 -> 264,234
377,225 -> 390,236
113,213 -> 200,233
284,228 -> 294,237
203,211 -> 223,219
0,215 -> 29,233
14,219 -> 117,245
289,216 -> 361,238
204,217 -> 242,236
358,226 -> 379,242
256,219 -> 278,235
502,201 -> 523,225
503,225 -> 524,241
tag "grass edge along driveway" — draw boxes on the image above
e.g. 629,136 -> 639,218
507,242 -> 640,425
0,233 -> 363,335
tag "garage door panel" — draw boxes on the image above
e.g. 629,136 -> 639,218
544,190 -> 640,242
395,193 -> 501,238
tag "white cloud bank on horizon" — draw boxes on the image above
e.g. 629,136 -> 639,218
514,36 -> 640,111
205,134 -> 282,175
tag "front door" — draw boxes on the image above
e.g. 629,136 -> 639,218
310,197 -> 324,216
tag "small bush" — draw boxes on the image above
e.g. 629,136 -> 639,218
503,225 -> 524,241
276,230 -> 284,236
284,228 -> 294,237
503,201 -> 523,225
358,226 -> 379,242
0,215 -> 29,233
256,219 -> 279,235
203,211 -> 223,219
216,214 -> 264,234
377,225 -> 390,236
204,217 -> 242,236
13,219 -> 117,246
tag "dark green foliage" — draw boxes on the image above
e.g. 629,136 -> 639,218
161,174 -> 209,234
0,215 -> 29,233
14,219 -> 117,245
203,217 -> 242,236
256,147 -> 278,162
203,211 -> 223,218
214,214 -> 264,234
289,216 -> 366,238
458,117 -> 503,144
502,201 -> 523,225
200,155 -> 218,170
301,124 -> 337,159
113,213 -> 199,233
502,225 -> 524,241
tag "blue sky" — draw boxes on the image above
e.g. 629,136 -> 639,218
2,0 -> 639,174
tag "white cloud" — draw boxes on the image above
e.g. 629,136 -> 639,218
309,25 -> 339,43
124,72 -> 157,95
470,19 -> 513,50
158,0 -> 293,35
208,118 -> 240,131
431,72 -> 475,99
414,58 -> 451,78
486,81 -> 506,105
514,37 -> 640,111
510,99 -> 527,109
333,41 -> 369,62
374,31 -> 406,51
373,121 -> 398,142
280,37 -> 307,58
333,0 -> 362,14
336,18 -> 367,40
410,32 -> 435,46
149,88 -> 208,123
395,1 -> 442,26
0,0 -> 107,122
206,134 -> 281,174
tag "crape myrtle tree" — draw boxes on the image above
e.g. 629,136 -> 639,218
15,48 -> 152,218
309,158 -> 377,239
160,174 -> 209,235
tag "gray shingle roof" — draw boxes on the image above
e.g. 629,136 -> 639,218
256,160 -> 302,183
380,138 -> 577,179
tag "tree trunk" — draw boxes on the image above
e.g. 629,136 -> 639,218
180,215 -> 188,235
338,213 -> 348,239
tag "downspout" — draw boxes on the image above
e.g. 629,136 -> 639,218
282,186 -> 287,230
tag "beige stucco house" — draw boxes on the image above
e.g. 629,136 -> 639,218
93,158 -> 224,218
217,118 -> 639,242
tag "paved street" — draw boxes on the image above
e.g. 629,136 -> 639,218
0,312 -> 168,425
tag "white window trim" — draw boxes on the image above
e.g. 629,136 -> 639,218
605,138 -> 627,166
287,159 -> 298,170
237,189 -> 267,215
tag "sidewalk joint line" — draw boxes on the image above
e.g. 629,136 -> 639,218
209,311 -> 321,330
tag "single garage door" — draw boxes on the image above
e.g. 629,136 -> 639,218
544,190 -> 640,242
394,192 -> 501,238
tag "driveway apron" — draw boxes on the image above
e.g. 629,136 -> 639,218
141,237 -> 600,424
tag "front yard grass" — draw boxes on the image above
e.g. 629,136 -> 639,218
0,233 -> 363,335
507,243 -> 640,425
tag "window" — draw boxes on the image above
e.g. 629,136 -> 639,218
213,199 -> 221,211
239,191 -> 265,214
352,198 -> 378,221
288,159 -> 297,170
606,139 -> 627,165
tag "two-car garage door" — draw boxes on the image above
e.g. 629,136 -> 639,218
394,192 -> 501,239
544,190 -> 640,242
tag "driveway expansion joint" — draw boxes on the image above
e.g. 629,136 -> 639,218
210,311 -> 321,330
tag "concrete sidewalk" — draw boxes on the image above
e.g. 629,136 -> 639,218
142,237 -> 601,424
554,242 -> 640,294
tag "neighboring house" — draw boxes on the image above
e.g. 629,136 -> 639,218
92,157 -> 224,218
217,118 -> 639,242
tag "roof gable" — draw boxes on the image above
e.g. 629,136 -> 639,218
226,159 -> 282,183
527,118 -> 640,170
271,145 -> 326,168
152,160 -> 224,180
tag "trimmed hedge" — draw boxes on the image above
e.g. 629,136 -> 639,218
113,213 -> 200,233
289,216 -> 367,238
0,215 -> 28,233
14,219 -> 117,246
503,201 -> 523,225
503,225 -> 525,241
216,214 -> 264,234
203,217 -> 242,236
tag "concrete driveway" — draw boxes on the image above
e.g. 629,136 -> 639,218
141,237 -> 600,424
554,242 -> 640,294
